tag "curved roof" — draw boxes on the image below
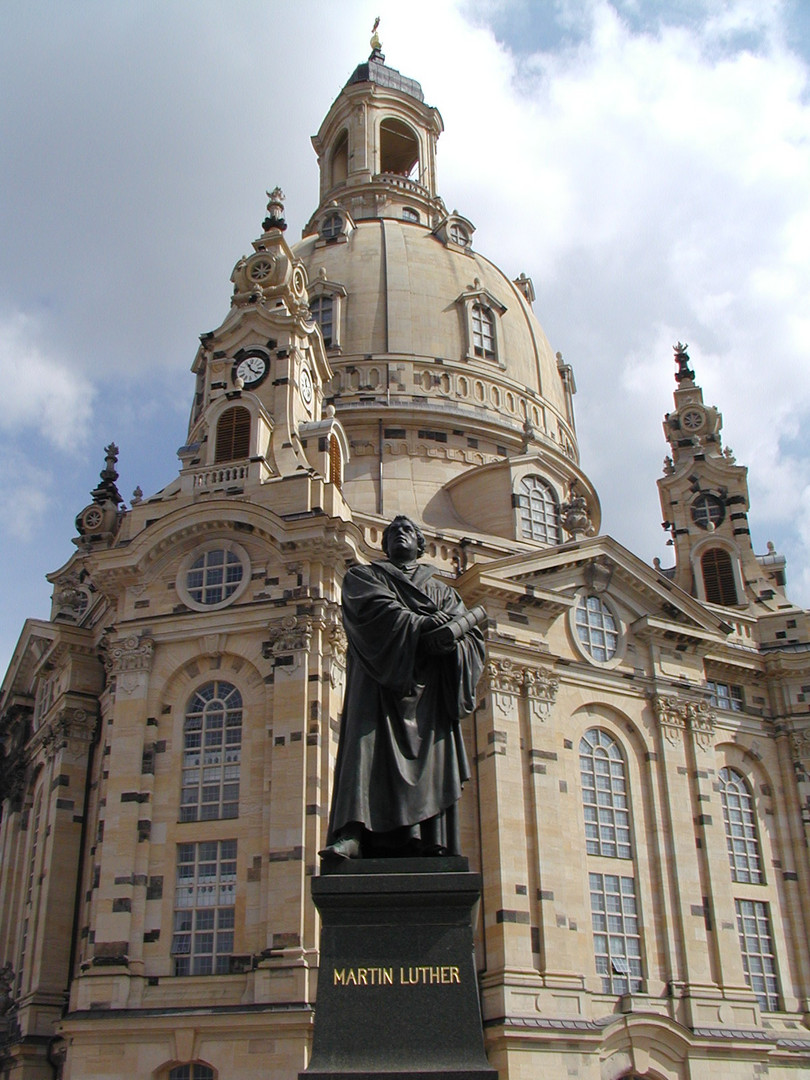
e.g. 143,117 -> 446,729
294,218 -> 572,430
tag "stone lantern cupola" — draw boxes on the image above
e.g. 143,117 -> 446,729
305,38 -> 445,232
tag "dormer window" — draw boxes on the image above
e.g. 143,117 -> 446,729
456,281 -> 505,366
321,212 -> 343,240
516,476 -> 561,544
434,213 -> 475,251
308,275 -> 347,352
310,296 -> 334,346
472,304 -> 496,359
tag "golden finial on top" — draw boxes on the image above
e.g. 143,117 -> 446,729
370,16 -> 381,52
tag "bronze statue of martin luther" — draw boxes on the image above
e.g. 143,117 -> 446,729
321,516 -> 486,861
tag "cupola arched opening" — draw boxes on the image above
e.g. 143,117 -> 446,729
331,129 -> 348,187
215,406 -> 251,464
380,118 -> 419,178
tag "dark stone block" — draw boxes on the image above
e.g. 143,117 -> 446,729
302,858 -> 496,1080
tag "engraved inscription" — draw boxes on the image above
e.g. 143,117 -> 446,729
333,965 -> 461,987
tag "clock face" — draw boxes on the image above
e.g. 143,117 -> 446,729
681,408 -> 704,432
234,353 -> 268,388
300,367 -> 314,405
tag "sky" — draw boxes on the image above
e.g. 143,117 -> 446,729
2,0 -> 810,672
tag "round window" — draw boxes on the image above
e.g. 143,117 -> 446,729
177,541 -> 250,611
574,594 -> 620,663
691,493 -> 725,530
321,212 -> 343,240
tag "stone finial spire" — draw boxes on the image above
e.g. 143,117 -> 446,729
263,187 -> 287,233
90,443 -> 123,507
674,341 -> 695,384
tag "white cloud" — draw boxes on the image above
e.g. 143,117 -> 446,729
0,311 -> 94,451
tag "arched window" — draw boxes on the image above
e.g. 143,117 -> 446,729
331,130 -> 348,186
311,295 -> 334,346
329,433 -> 343,489
181,682 -> 242,822
402,207 -> 420,223
575,595 -> 619,663
517,476 -> 560,544
471,304 -> 496,359
701,547 -> 738,605
580,728 -> 642,995
719,768 -> 762,884
579,729 -> 631,859
380,118 -> 419,177
215,406 -> 250,464
169,1066 -> 215,1080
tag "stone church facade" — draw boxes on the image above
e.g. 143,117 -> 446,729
1,46 -> 809,1080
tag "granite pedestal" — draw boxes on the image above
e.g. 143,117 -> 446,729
302,857 -> 497,1080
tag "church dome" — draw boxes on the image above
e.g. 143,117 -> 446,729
292,50 -> 599,543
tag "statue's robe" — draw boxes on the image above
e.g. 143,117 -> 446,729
328,560 -> 485,840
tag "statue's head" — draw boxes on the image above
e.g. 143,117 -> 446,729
382,516 -> 426,563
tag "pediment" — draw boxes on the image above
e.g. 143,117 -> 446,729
459,534 -> 731,647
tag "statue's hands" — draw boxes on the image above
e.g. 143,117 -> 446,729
420,611 -> 457,654
428,610 -> 453,627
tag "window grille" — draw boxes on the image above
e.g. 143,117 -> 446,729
181,682 -> 242,822
311,295 -> 334,346
735,899 -> 780,1011
471,304 -> 496,359
580,729 -> 632,859
708,680 -> 743,712
575,595 -> 619,662
517,476 -> 560,543
185,549 -> 244,607
719,768 -> 762,884
173,840 -> 236,976
589,873 -> 643,994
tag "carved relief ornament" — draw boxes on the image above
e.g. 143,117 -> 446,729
790,729 -> 810,772
485,659 -> 559,720
651,694 -> 716,749
105,635 -> 155,676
